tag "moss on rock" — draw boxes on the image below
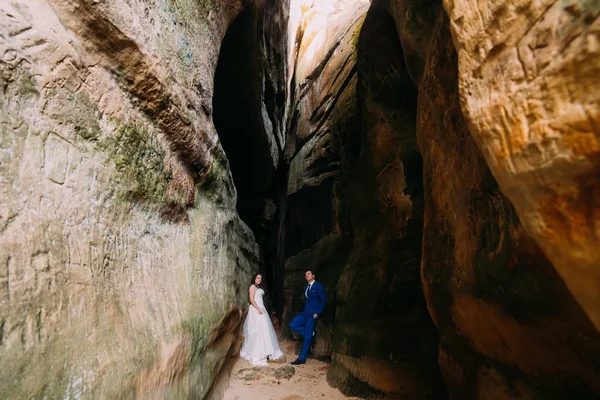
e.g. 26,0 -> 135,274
198,144 -> 235,207
18,69 -> 39,96
100,123 -> 171,208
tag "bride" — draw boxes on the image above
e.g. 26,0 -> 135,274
240,274 -> 283,366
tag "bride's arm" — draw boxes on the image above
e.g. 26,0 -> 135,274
248,286 -> 264,314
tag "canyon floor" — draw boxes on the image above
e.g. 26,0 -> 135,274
223,338 -> 361,400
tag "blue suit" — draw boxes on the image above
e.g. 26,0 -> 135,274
289,281 -> 326,361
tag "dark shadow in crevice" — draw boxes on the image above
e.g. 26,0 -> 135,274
326,4 -> 447,399
213,6 -> 275,233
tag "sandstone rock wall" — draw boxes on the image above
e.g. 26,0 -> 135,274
211,0 -> 290,318
280,1 -> 446,398
326,4 -> 445,398
280,0 -> 600,398
444,0 -> 600,331
280,0 -> 368,351
3,0 -> 599,397
417,6 -> 600,398
0,0 -> 276,397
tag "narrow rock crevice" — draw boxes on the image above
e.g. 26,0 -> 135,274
418,10 -> 600,397
213,5 -> 277,233
2,0 -> 600,398
325,4 -> 445,398
212,1 -> 290,320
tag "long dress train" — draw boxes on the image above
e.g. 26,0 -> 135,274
239,287 -> 283,366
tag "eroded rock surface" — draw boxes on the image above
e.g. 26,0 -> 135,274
281,0 -> 600,398
0,0 -> 275,397
444,0 -> 600,330
280,0 -> 368,354
281,1 -> 445,398
417,5 -> 600,398
3,0 -> 600,398
326,4 -> 445,398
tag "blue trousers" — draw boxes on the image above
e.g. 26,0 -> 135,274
289,311 -> 316,361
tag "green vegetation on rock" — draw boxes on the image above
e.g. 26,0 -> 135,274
19,69 -> 39,96
64,92 -> 101,141
74,112 -> 101,141
100,123 -> 170,208
198,144 -> 235,206
351,15 -> 366,48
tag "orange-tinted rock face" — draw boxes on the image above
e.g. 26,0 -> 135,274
416,6 -> 600,399
4,0 -> 597,396
443,0 -> 600,330
281,0 -> 600,398
281,0 -> 368,350
326,4 -> 446,398
0,0 -> 283,397
282,2 -> 446,398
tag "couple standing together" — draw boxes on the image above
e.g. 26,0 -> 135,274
239,270 -> 326,366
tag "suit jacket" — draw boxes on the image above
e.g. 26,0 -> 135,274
302,281 -> 326,317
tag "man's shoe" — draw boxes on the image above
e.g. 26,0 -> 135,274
291,358 -> 306,365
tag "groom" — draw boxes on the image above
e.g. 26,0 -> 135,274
289,270 -> 326,365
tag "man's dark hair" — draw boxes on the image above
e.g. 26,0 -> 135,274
305,270 -> 315,275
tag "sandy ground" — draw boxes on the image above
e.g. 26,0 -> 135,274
222,339 -> 363,400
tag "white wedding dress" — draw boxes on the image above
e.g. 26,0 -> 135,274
240,287 -> 283,366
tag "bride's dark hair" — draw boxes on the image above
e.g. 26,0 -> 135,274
250,273 -> 263,289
